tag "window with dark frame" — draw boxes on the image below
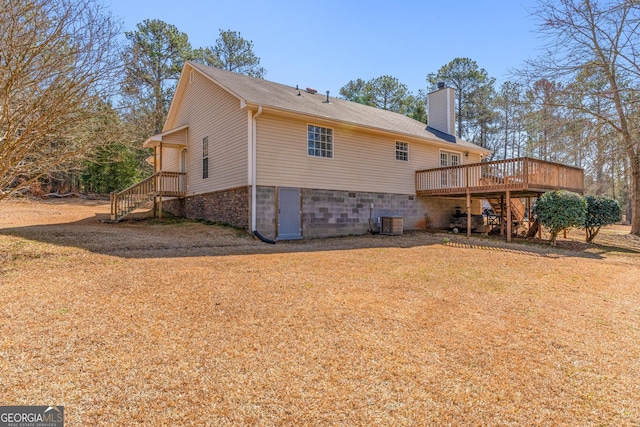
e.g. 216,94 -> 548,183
396,141 -> 408,161
307,125 -> 333,158
202,136 -> 209,179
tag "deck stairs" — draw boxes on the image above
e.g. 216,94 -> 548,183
110,171 -> 185,221
487,197 -> 526,232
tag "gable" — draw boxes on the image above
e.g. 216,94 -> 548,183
163,65 -> 249,195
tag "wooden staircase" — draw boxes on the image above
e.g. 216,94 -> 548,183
110,171 -> 185,221
487,197 -> 526,233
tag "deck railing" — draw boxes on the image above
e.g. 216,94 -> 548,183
416,157 -> 584,196
110,171 -> 186,221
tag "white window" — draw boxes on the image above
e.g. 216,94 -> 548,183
308,125 -> 333,158
190,70 -> 194,84
396,141 -> 408,161
202,136 -> 209,179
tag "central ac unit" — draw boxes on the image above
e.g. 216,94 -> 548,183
380,217 -> 403,235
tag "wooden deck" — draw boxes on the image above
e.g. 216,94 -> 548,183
416,157 -> 584,196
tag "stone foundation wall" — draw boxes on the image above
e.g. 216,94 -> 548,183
162,186 -> 250,229
162,185 -> 482,239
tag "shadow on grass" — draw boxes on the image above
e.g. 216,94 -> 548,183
1,208 -> 633,261
444,237 -> 640,259
567,242 -> 640,256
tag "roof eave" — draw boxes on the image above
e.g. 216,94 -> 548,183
143,124 -> 189,148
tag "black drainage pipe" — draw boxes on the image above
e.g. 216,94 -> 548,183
253,230 -> 276,244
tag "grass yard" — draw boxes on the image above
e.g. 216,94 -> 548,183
1,198 -> 639,426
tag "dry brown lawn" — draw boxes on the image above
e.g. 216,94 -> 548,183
1,198 -> 639,426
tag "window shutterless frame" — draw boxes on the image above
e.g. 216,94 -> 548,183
202,136 -> 209,179
395,141 -> 408,161
307,124 -> 334,159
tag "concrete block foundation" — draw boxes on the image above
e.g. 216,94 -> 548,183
162,185 -> 481,239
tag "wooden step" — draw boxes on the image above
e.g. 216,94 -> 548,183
487,198 -> 526,222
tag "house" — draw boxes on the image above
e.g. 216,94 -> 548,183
111,62 -> 584,241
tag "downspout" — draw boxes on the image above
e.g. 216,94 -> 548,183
251,106 -> 263,232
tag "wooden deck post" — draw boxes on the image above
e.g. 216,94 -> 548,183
158,173 -> 163,219
506,190 -> 512,242
500,195 -> 504,236
466,189 -> 471,237
537,193 -> 542,240
153,146 -> 158,218
110,192 -> 116,221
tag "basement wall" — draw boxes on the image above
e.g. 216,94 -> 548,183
161,186 -> 250,229
256,186 -> 477,240
162,186 -> 480,239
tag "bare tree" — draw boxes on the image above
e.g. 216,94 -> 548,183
524,79 -> 566,162
0,0 -> 121,200
494,81 -> 525,160
525,0 -> 640,236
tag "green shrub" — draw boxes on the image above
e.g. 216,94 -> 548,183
536,190 -> 587,246
584,195 -> 622,243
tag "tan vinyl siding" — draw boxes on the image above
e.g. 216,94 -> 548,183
158,129 -> 186,173
172,70 -> 248,196
427,88 -> 455,136
256,113 -> 450,194
162,129 -> 187,146
161,149 -> 180,172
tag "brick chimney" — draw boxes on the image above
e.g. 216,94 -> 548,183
427,82 -> 455,137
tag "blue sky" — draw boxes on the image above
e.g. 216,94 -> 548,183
107,0 -> 542,95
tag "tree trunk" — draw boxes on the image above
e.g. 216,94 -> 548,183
586,227 -> 599,243
631,153 -> 640,236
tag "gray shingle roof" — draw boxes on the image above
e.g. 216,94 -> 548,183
188,61 -> 487,151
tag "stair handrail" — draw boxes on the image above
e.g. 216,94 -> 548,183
119,171 -> 160,195
110,171 -> 186,221
110,172 -> 161,221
